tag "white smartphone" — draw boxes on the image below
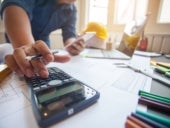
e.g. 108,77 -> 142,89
81,32 -> 96,42
65,32 -> 96,48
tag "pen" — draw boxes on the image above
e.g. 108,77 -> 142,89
138,97 -> 170,112
136,110 -> 170,127
138,90 -> 170,104
131,113 -> 168,128
25,50 -> 58,61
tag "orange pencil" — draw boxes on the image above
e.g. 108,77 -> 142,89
125,118 -> 142,128
127,115 -> 153,128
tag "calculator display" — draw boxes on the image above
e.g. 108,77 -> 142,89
37,82 -> 84,104
34,82 -> 95,119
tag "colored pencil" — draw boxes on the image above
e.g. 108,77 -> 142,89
138,97 -> 170,112
131,113 -> 168,128
138,90 -> 170,104
127,115 -> 153,128
136,110 -> 170,127
125,118 -> 142,128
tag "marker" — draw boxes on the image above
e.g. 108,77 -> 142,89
25,50 -> 58,61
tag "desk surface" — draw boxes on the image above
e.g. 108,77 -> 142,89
0,51 -> 169,128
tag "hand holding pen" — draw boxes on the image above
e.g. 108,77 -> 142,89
5,40 -> 70,78
25,50 -> 59,61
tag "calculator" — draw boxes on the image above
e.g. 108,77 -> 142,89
24,67 -> 100,128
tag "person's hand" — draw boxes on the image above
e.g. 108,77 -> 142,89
5,40 -> 70,78
65,36 -> 86,55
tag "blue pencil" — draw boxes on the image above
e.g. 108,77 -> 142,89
131,113 -> 168,128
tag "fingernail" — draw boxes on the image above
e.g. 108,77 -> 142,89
39,69 -> 49,78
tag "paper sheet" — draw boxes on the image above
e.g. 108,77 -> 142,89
48,56 -> 126,90
0,73 -> 38,128
0,50 -> 152,128
111,55 -> 152,93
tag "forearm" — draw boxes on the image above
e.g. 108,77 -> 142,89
1,3 -> 71,78
3,6 -> 34,48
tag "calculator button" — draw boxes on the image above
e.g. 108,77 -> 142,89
33,87 -> 40,91
41,85 -> 48,89
63,79 -> 70,82
33,83 -> 39,87
69,78 -> 75,80
69,78 -> 76,82
48,80 -> 62,86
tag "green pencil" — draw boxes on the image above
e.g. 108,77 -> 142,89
138,90 -> 170,104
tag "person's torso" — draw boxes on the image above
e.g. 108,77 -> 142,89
31,0 -> 75,40
1,0 -> 77,46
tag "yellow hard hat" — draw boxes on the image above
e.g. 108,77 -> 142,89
83,22 -> 108,40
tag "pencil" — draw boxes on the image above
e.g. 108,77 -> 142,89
140,96 -> 170,106
127,115 -> 153,128
25,50 -> 58,61
138,90 -> 170,104
156,62 -> 170,69
125,118 -> 142,128
136,110 -> 170,127
131,113 -> 168,128
138,97 -> 170,112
